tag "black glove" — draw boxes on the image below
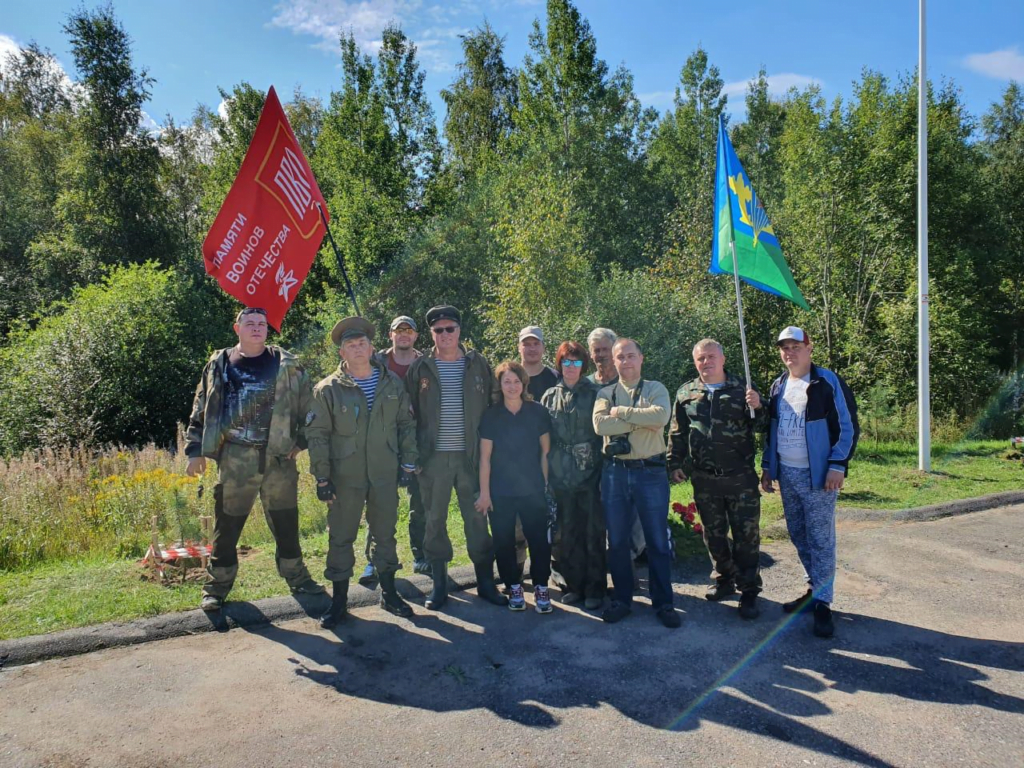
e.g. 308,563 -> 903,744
316,478 -> 337,502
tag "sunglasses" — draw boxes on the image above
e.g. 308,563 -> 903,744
561,359 -> 584,368
393,326 -> 416,333
431,325 -> 459,334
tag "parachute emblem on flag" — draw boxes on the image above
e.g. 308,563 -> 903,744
728,173 -> 774,249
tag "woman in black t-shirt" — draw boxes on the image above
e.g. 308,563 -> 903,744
476,361 -> 553,613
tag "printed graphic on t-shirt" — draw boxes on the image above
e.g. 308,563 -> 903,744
778,376 -> 810,468
224,351 -> 278,445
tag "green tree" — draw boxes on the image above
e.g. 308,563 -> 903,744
650,46 -> 729,288
0,263 -> 233,454
440,22 -> 518,179
31,5 -> 173,301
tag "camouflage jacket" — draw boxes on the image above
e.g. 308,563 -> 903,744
305,358 -> 417,485
540,378 -> 603,490
185,345 -> 312,461
667,372 -> 768,477
405,346 -> 493,470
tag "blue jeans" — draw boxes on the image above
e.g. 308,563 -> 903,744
601,461 -> 673,608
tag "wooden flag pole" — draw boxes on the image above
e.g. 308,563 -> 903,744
729,239 -> 756,418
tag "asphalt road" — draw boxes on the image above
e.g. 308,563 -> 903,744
1,505 -> 1022,768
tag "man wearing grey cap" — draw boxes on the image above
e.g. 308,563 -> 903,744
405,306 -> 507,610
519,326 -> 558,402
761,326 -> 859,639
306,316 -> 419,627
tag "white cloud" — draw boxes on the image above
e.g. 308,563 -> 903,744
723,72 -> 822,99
963,46 -> 1024,82
268,0 -> 462,73
0,33 -> 21,70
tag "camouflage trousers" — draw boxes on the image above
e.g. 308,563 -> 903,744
554,483 -> 607,600
327,479 -> 400,582
204,441 -> 314,599
691,469 -> 762,595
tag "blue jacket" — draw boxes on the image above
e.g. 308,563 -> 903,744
762,364 -> 859,489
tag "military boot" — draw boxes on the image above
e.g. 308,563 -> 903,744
474,561 -> 509,606
319,580 -> 349,629
279,557 -> 327,595
425,560 -> 448,610
201,564 -> 238,610
378,570 -> 413,618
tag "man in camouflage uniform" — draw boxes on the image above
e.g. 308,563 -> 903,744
186,307 -> 324,612
306,317 -> 419,628
668,338 -> 767,620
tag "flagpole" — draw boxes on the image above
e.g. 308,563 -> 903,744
918,0 -> 931,471
729,239 -> 756,417
316,202 -> 361,317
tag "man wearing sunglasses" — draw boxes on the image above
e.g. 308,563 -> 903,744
404,306 -> 506,610
185,307 -> 325,612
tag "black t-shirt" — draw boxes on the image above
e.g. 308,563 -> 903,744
479,400 -> 551,497
223,348 -> 279,445
527,366 -> 559,402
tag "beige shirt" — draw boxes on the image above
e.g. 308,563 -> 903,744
593,378 -> 671,460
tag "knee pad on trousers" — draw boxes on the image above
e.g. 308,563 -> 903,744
267,506 -> 301,558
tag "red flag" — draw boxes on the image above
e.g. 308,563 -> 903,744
202,86 -> 328,331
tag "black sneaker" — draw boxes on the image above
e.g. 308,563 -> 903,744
782,589 -> 814,614
705,582 -> 737,602
656,605 -> 681,629
602,601 -> 632,624
738,592 -> 759,620
812,601 -> 834,638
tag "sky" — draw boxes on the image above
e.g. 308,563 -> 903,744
1,0 -> 1022,133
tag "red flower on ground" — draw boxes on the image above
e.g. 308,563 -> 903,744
693,522 -> 704,534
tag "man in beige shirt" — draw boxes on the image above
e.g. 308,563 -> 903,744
593,338 -> 680,628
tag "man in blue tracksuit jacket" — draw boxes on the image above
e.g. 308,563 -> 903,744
760,326 -> 859,638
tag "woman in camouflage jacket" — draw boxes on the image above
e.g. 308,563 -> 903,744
540,341 -> 606,609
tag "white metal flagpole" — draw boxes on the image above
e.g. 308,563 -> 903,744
918,0 -> 931,471
729,239 -> 756,417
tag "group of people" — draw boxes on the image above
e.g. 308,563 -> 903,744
185,305 -> 858,638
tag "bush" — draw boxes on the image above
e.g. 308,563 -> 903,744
0,263 -> 233,455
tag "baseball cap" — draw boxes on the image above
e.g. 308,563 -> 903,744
776,326 -> 811,345
518,325 -> 544,343
390,315 -> 417,332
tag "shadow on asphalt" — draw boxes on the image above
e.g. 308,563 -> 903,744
240,572 -> 1024,768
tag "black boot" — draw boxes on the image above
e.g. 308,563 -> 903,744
782,588 -> 814,614
425,560 -> 448,610
319,579 -> 349,629
378,570 -> 413,618
474,561 -> 508,606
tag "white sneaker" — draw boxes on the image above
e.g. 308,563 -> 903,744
508,584 -> 526,611
535,585 -> 552,614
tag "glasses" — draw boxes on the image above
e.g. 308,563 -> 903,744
561,359 -> 583,368
431,325 -> 459,334
393,326 -> 416,333
239,307 -> 267,317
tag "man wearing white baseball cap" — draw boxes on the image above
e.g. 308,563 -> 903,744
761,326 -> 859,639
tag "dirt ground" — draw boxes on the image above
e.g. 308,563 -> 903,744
1,506 -> 1022,768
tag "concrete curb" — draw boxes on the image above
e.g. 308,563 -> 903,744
4,491 -> 1023,669
760,489 -> 1024,541
0,565 -> 476,669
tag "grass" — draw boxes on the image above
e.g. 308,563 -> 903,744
0,439 -> 1019,640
